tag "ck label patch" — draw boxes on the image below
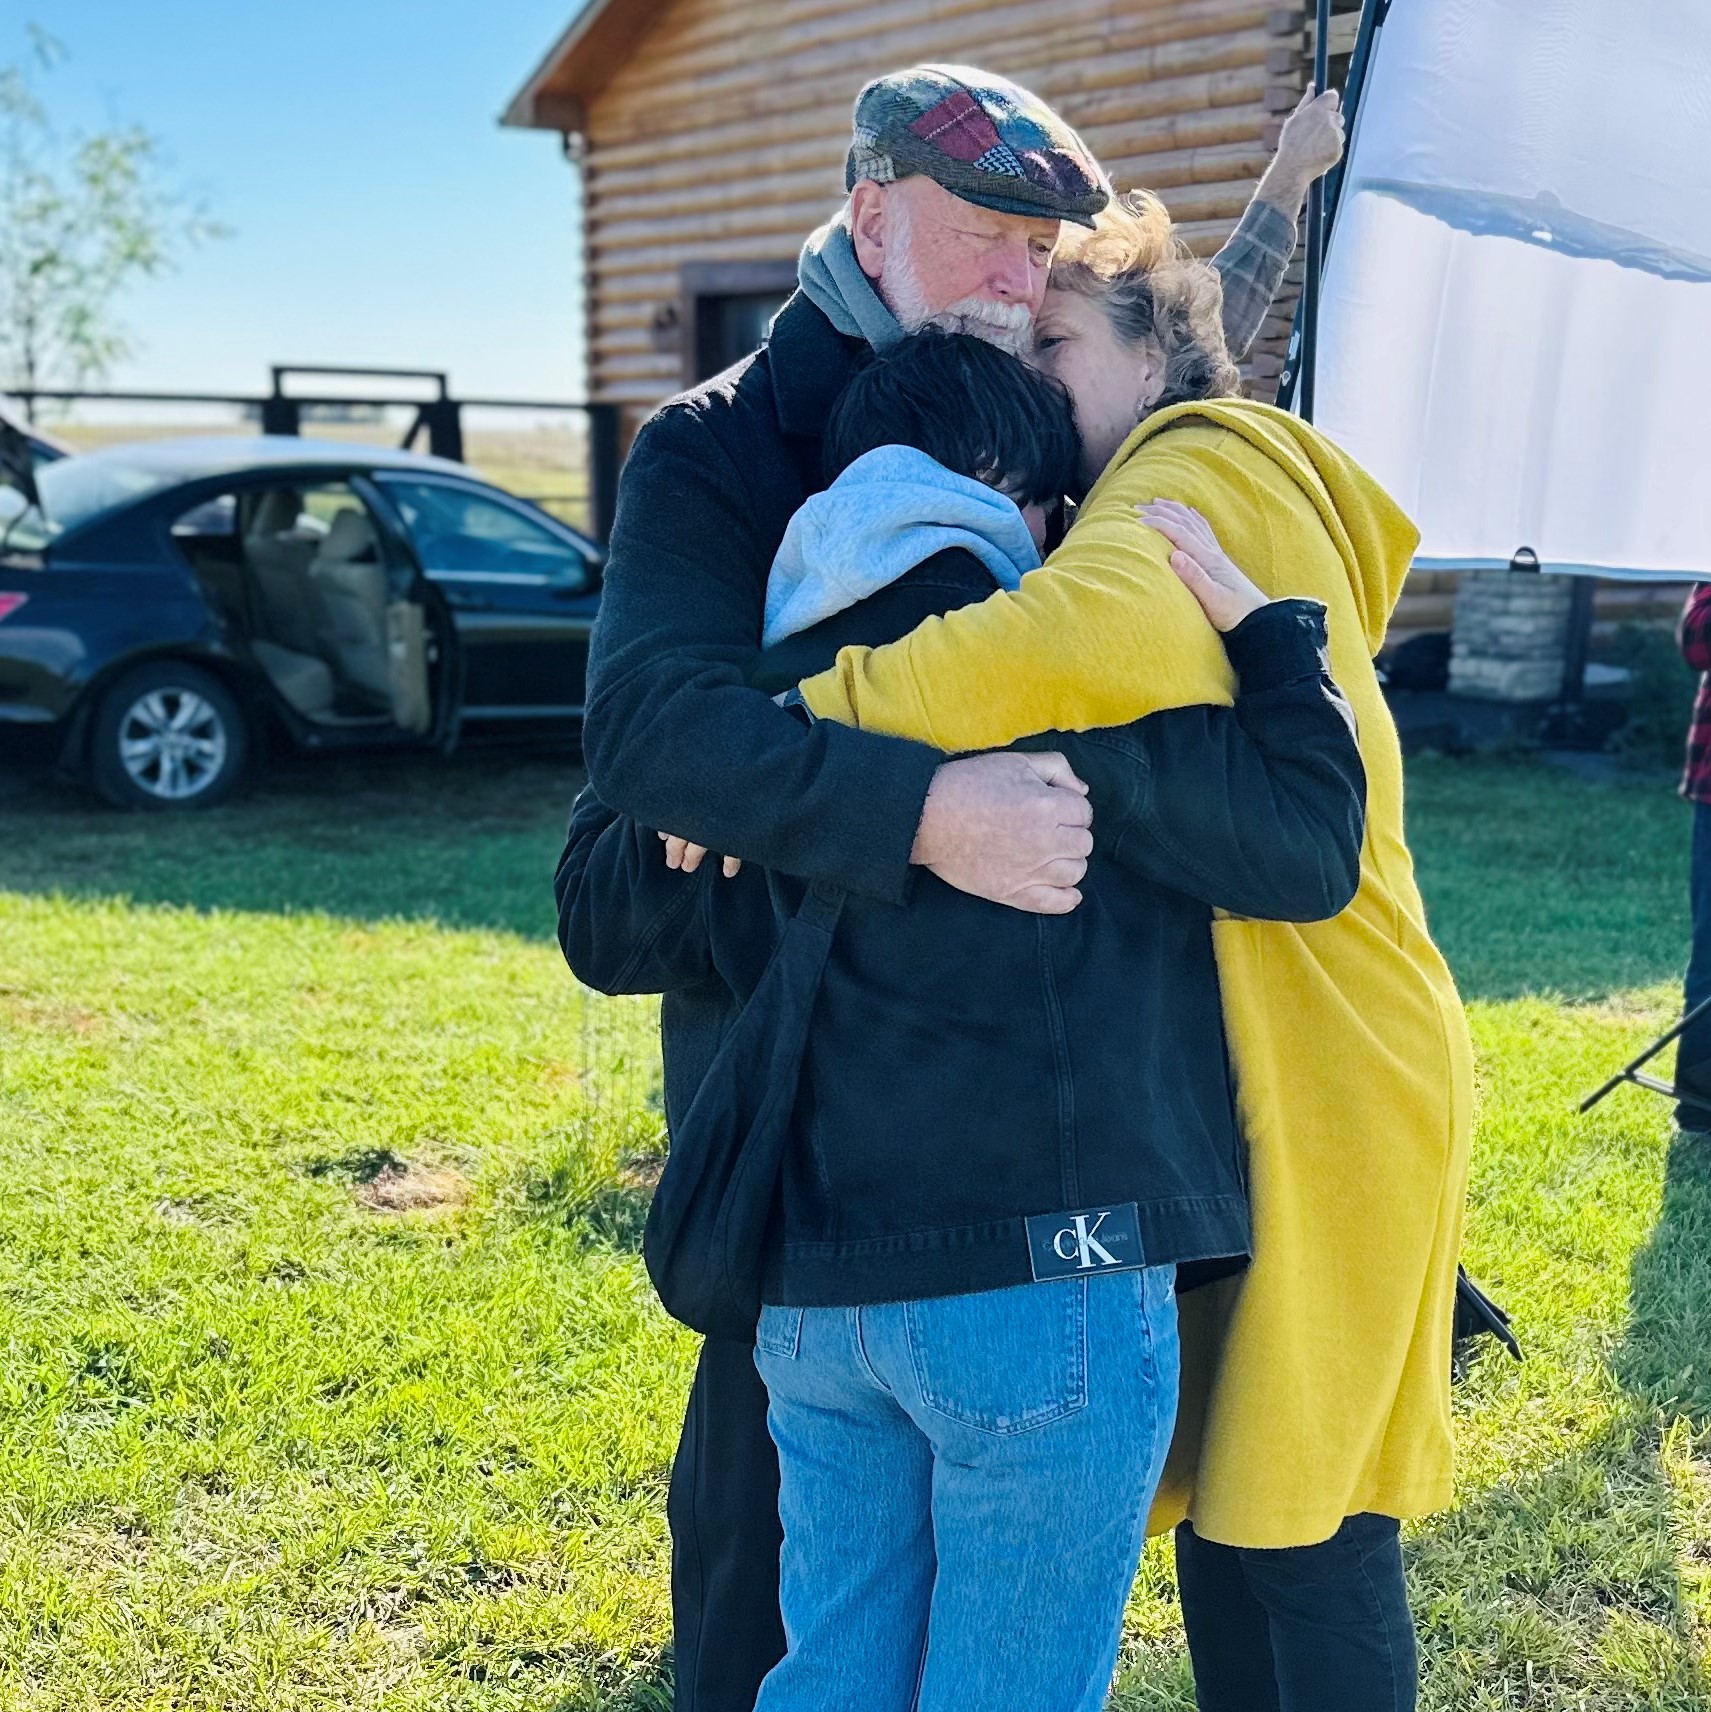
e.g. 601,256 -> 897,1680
1026,1203 -> 1145,1281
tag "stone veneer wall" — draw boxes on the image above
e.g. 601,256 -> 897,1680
1447,568 -> 1577,702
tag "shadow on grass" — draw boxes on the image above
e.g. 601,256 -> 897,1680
442,1646 -> 672,1712
509,1130 -> 665,1258
8,748 -> 1693,992
1615,1131 -> 1711,1423
1,744 -> 585,941
580,1174 -> 658,1254
546,1657 -> 673,1712
1406,1417 -> 1711,1707
1404,756 -> 1692,1005
305,1146 -> 408,1185
1374,1131 -> 1709,1706
1365,1132 -> 1711,1708
1111,1646 -> 1196,1709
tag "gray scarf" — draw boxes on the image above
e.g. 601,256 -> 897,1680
796,212 -> 906,352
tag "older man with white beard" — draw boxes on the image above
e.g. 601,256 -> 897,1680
571,64 -> 1342,1712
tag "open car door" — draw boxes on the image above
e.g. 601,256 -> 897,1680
170,472 -> 462,747
350,473 -> 461,745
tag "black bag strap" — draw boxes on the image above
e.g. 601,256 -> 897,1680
793,879 -> 845,936
642,876 -> 846,1340
707,879 -> 846,1293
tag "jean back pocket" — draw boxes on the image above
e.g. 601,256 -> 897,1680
755,1303 -> 804,1360
905,1279 -> 1087,1436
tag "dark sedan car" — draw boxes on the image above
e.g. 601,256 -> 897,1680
0,437 -> 603,807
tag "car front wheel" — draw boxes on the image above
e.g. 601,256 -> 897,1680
89,662 -> 250,810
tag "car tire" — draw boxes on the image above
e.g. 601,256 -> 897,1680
88,661 -> 250,811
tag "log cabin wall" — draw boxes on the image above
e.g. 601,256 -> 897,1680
561,0 -> 1678,645
582,0 -> 1319,434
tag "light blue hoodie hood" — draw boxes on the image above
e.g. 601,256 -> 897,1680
763,444 -> 1041,648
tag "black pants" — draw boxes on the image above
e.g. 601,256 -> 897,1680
1176,1515 -> 1418,1712
667,1336 -> 785,1712
1679,800 -> 1711,1127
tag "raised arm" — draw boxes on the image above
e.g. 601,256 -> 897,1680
1211,204 -> 1296,363
1212,86 -> 1343,358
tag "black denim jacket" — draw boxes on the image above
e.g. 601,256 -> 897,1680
558,552 -> 1365,1308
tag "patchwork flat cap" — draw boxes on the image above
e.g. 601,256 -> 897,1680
846,64 -> 1110,228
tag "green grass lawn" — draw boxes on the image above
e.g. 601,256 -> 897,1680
0,748 -> 1707,1709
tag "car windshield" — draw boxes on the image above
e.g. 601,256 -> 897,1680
0,455 -> 180,552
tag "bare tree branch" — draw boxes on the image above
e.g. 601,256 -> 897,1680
0,28 -> 229,394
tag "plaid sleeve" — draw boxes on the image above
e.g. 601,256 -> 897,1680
1680,583 -> 1711,672
1211,197 -> 1299,360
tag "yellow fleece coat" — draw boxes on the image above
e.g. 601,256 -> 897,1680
799,399 -> 1475,1549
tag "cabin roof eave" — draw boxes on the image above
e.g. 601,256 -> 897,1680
501,0 -> 678,133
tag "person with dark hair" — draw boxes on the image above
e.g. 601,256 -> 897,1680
825,326 -> 1080,500
557,318 -> 1370,1708
762,331 -> 1079,649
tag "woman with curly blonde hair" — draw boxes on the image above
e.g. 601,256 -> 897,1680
794,192 -> 1473,1712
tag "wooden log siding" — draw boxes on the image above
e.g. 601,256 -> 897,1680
549,0 -> 1543,642
572,0 -> 1508,639
580,0 -> 1314,418
535,0 -> 1592,643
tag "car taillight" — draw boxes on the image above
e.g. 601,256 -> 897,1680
0,594 -> 26,623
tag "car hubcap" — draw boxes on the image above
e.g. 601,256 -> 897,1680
117,688 -> 228,801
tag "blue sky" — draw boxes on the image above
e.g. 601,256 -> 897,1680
16,1 -> 588,399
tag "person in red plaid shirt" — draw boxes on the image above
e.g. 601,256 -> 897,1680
1677,582 -> 1711,1127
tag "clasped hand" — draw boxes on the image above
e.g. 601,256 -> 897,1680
658,747 -> 1093,915
657,499 -> 1261,909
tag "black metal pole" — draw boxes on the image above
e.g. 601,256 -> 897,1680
1278,0 -> 1387,410
1557,574 -> 1598,706
1300,0 -> 1332,423
1579,994 -> 1711,1113
588,403 -> 622,547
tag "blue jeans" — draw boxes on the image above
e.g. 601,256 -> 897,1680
752,1268 -> 1179,1712
1680,800 -> 1711,1125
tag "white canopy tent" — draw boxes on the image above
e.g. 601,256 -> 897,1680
1304,0 -> 1711,583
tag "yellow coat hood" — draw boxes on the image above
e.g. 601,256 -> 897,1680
1088,397 -> 1421,657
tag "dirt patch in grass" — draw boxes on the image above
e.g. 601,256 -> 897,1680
0,988 -> 104,1035
304,1147 -> 472,1215
354,1161 -> 472,1215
